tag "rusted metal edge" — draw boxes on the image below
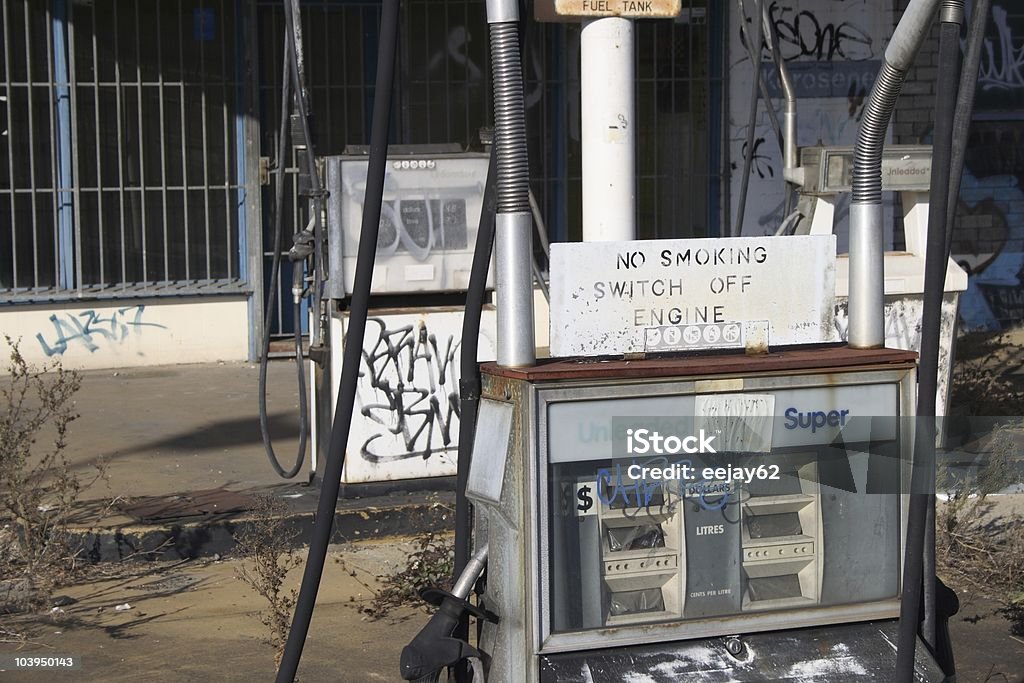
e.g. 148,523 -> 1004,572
481,346 -> 918,382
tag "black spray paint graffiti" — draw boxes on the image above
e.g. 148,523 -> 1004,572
764,3 -> 874,63
358,318 -> 462,463
964,122 -> 1024,196
36,304 -> 167,357
732,137 -> 775,179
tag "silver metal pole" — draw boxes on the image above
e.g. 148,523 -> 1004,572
495,212 -> 536,366
848,203 -> 886,347
487,0 -> 536,367
849,0 -> 940,348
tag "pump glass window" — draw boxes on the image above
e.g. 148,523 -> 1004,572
545,387 -> 902,634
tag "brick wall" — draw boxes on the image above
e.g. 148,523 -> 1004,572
892,0 -> 939,144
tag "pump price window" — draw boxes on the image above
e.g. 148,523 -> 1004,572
543,382 -> 904,637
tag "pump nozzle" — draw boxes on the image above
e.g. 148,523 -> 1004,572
400,545 -> 494,681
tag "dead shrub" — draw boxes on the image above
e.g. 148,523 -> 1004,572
950,332 -> 1024,416
339,532 -> 454,620
234,494 -> 303,666
938,424 -> 1024,631
0,337 -> 100,614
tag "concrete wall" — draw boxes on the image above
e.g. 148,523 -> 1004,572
1,297 -> 250,371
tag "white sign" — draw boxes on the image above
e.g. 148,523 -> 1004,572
554,0 -> 681,18
549,235 -> 838,357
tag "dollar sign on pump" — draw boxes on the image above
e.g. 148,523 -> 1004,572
576,485 -> 594,513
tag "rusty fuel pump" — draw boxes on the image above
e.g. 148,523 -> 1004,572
272,0 -> 988,680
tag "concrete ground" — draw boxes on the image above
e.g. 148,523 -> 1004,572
1,359 -> 1022,681
0,538 -> 428,682
57,360 -> 455,561
66,360 -> 312,503
0,546 -> 1020,682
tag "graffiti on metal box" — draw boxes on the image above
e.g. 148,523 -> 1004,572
357,317 -> 462,463
36,305 -> 168,357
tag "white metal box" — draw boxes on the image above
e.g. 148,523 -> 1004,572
317,306 -> 498,484
324,152 -> 491,296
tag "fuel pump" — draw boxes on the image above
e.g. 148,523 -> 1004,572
258,0 -> 328,481
398,0 -> 972,680
272,0 -> 983,680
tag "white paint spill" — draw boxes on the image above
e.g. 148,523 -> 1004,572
879,628 -> 899,653
937,486 -> 1024,500
651,644 -> 720,670
647,642 -> 759,683
621,673 -> 657,683
786,656 -> 868,681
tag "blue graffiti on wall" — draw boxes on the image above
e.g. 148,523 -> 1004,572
953,117 -> 1024,330
36,304 -> 168,356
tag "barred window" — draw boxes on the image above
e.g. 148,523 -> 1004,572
0,0 -> 246,300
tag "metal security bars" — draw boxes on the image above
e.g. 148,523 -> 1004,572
253,0 -> 724,337
255,0 -> 492,338
526,1 -> 726,243
0,0 -> 250,302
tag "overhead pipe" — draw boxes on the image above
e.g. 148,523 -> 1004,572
848,0 -> 941,348
930,9 -> 988,673
735,0 -> 784,161
487,0 -> 535,367
759,3 -> 798,182
945,0 -> 990,243
451,147 -> 497,683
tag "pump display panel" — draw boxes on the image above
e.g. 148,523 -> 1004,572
536,369 -> 912,650
328,152 -> 490,295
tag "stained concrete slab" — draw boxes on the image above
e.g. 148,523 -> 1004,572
59,360 -> 454,559
0,548 -> 1021,682
66,361 -> 312,500
0,539 -> 431,682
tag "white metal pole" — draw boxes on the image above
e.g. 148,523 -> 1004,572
581,17 -> 636,242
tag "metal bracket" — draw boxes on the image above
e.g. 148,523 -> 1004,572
259,156 -> 270,186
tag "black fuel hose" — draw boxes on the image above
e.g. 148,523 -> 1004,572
275,0 -> 401,679
945,0 -> 990,245
283,0 -> 326,349
895,13 -> 962,682
452,146 -> 497,683
735,0 -> 764,234
259,28 -> 308,480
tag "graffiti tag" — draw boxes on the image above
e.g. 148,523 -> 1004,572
36,304 -> 167,356
766,3 -> 875,62
978,6 -> 1024,92
357,318 -> 461,463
